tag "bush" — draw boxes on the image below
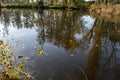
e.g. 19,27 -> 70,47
0,40 -> 33,80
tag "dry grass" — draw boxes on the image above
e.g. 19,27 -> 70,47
90,4 -> 120,15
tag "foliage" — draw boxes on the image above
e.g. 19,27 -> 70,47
0,40 -> 32,80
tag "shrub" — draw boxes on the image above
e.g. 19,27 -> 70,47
0,40 -> 33,80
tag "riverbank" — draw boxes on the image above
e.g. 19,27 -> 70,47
90,4 -> 120,15
0,2 -> 89,10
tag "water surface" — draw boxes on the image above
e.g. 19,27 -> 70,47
0,9 -> 120,80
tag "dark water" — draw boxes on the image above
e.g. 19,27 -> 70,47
0,9 -> 120,80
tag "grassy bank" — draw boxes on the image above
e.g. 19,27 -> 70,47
0,2 -> 90,10
0,2 -> 37,8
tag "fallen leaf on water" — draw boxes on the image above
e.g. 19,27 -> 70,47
24,57 -> 30,60
38,49 -> 43,55
70,54 -> 74,57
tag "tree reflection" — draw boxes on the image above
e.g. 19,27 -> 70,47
0,9 -> 90,53
35,10 -> 88,54
36,9 -> 45,49
86,18 -> 102,80
0,9 -> 36,29
86,17 -> 120,80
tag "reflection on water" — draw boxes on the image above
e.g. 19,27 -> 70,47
0,9 -> 120,80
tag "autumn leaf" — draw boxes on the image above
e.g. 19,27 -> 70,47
24,57 -> 29,60
38,49 -> 43,55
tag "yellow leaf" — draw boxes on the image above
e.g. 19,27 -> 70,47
0,40 -> 3,45
38,49 -> 43,55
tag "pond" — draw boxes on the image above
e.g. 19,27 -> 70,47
0,9 -> 120,80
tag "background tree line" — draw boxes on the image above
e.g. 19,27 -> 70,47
0,0 -> 88,7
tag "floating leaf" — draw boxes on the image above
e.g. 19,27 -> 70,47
70,54 -> 74,57
0,40 -> 3,45
24,57 -> 29,60
38,49 -> 43,55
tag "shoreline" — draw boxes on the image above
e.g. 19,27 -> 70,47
0,3 -> 89,10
